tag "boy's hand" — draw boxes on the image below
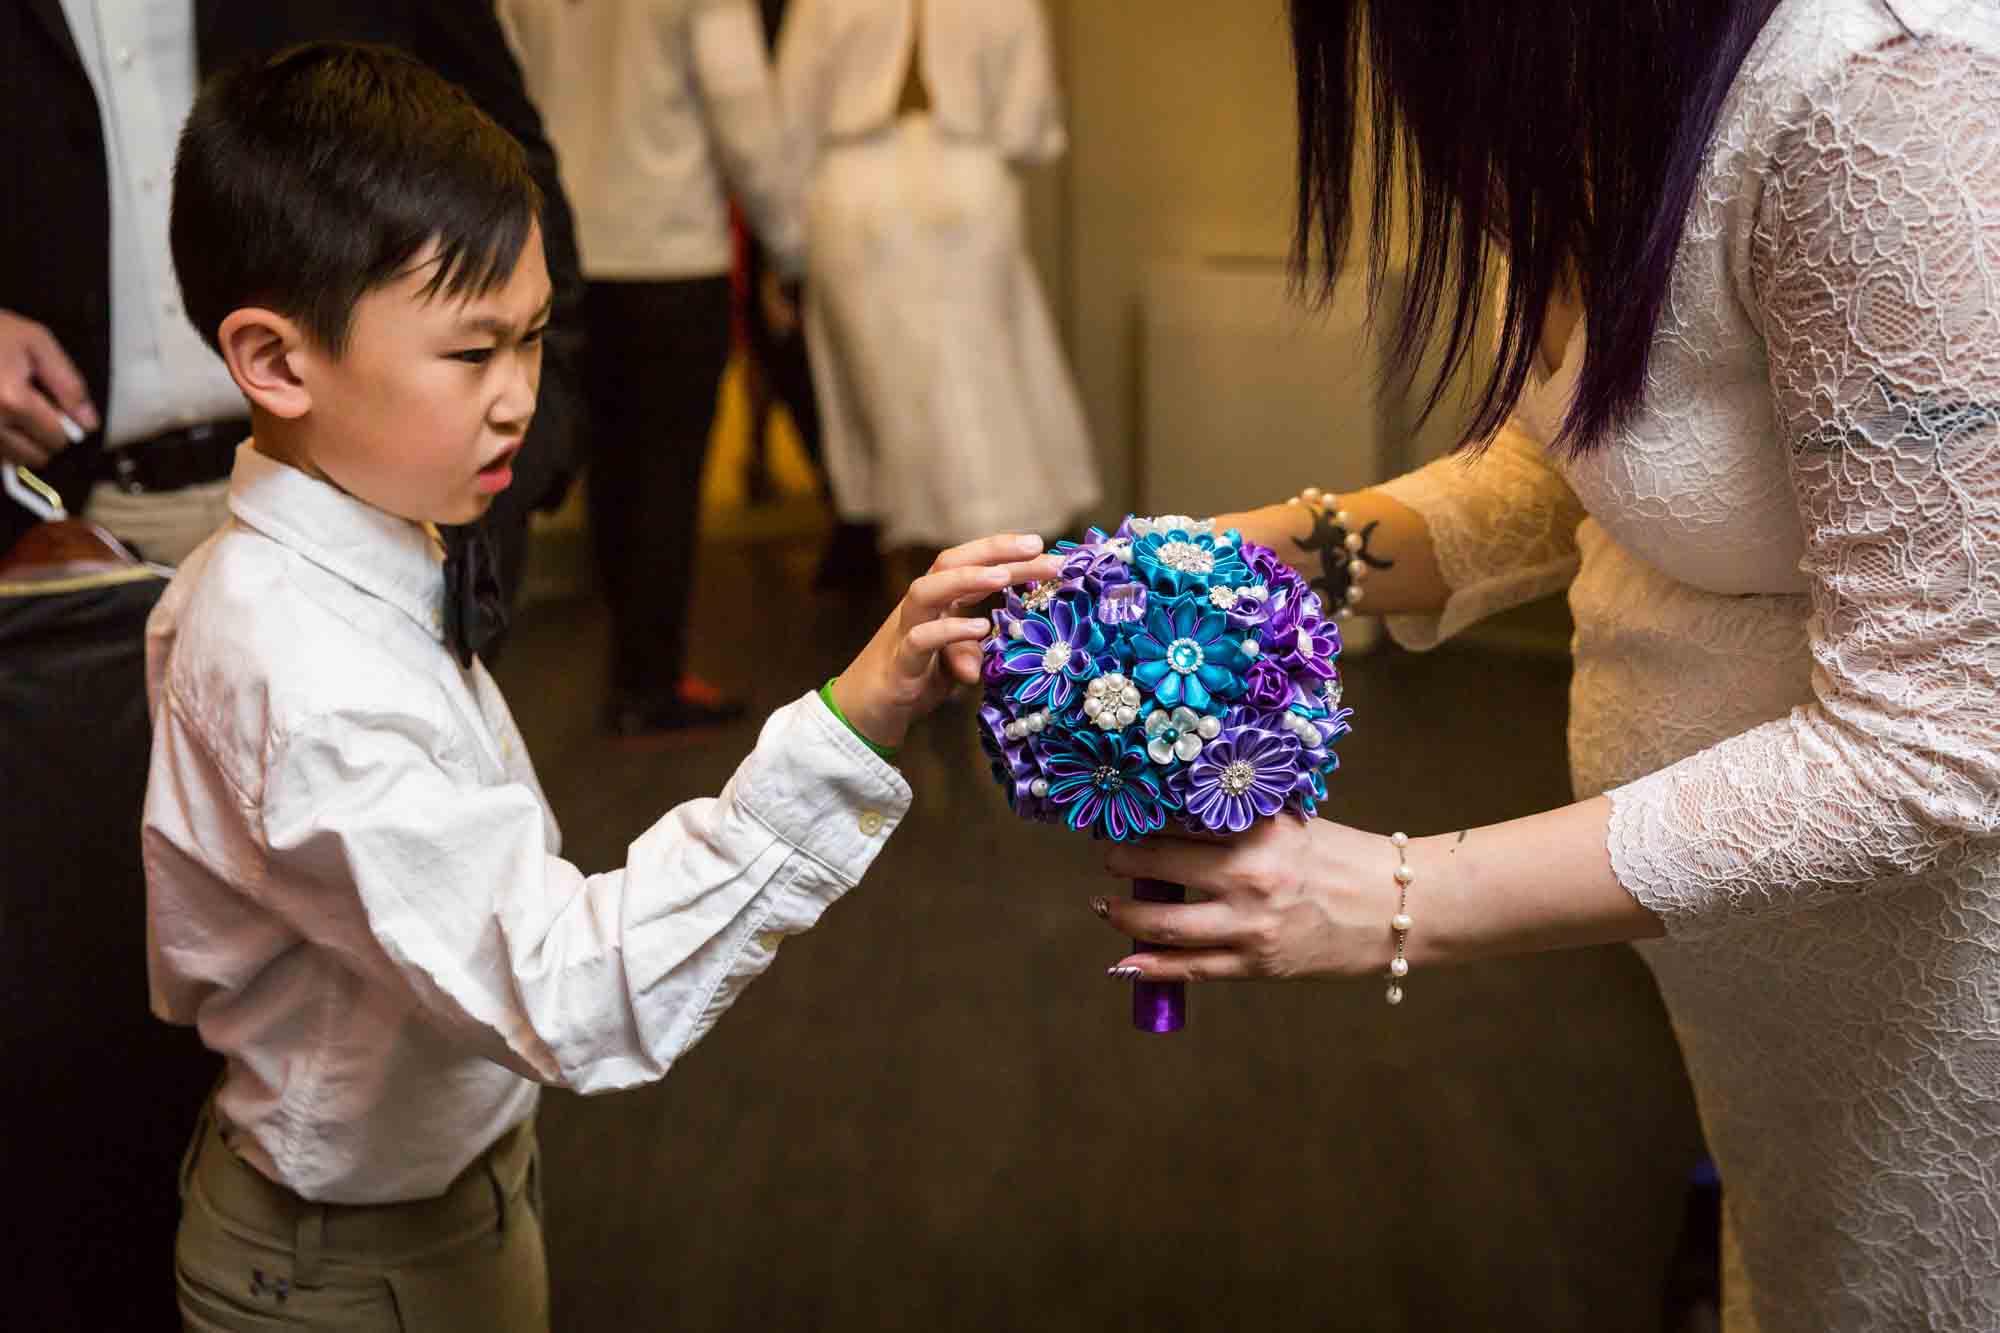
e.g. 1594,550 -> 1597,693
832,534 -> 1064,751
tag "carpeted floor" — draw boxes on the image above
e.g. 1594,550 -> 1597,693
491,536 -> 1703,1332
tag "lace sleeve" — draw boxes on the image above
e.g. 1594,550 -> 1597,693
1375,421 -> 1586,650
1607,37 -> 2000,938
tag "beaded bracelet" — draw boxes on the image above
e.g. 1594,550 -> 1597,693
1285,487 -> 1393,619
1385,831 -> 1413,1005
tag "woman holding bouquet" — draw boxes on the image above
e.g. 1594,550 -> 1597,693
1096,1 -> 2000,1328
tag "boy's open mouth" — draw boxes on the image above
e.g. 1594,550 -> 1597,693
476,447 -> 519,493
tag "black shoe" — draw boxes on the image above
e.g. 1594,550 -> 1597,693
605,683 -> 748,746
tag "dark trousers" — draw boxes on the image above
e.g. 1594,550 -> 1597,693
2,569 -> 220,1331
743,239 -> 822,466
583,276 -> 733,696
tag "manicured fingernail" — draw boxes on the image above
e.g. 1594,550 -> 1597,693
1017,534 -> 1044,553
1107,965 -> 1142,980
1089,896 -> 1109,918
78,402 -> 101,432
56,411 -> 86,445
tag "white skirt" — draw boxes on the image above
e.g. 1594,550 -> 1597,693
803,114 -> 1100,548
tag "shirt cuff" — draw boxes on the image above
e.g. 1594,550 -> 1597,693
818,677 -> 898,760
733,692 -> 913,886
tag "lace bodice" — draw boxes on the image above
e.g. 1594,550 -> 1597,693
1377,2 -> 2000,1327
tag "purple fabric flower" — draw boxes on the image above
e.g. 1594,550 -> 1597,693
997,596 -> 1105,710
1180,727 -> 1301,834
1262,590 -> 1339,680
1240,657 -> 1295,710
1129,595 -> 1243,713
1040,728 -> 1177,841
1055,531 -> 1135,595
979,703 -> 1052,820
1220,581 -> 1274,630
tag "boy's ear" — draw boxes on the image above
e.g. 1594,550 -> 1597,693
217,308 -> 311,419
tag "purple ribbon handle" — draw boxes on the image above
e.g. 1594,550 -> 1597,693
1131,877 -> 1187,1033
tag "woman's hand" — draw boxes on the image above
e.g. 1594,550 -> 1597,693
831,533 -> 1062,751
1096,818 -> 1403,981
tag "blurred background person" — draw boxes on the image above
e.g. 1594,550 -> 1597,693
731,0 -> 885,589
776,0 -> 1099,570
503,0 -> 805,740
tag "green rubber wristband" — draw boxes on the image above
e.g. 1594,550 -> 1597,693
819,677 -> 900,761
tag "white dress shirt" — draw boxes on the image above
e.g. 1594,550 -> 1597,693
56,0 -> 243,447
777,0 -> 1067,165
144,447 -> 910,1203
500,0 -> 804,279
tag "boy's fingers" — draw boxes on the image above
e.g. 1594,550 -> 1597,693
931,533 -> 1044,573
993,553 -> 1065,588
904,564 -> 1011,621
896,617 -> 990,673
911,554 -> 1066,621
942,640 -> 985,685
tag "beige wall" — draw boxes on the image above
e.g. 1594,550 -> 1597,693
1054,0 -> 1302,526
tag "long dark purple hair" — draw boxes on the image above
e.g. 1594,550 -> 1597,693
1290,0 -> 1786,454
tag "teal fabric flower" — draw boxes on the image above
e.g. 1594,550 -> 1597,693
1129,594 -> 1244,714
1130,523 -> 1251,597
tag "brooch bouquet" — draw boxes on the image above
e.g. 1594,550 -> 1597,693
979,515 -> 1351,1031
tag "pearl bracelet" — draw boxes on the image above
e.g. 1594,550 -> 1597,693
1286,486 -> 1375,620
1385,831 -> 1413,1005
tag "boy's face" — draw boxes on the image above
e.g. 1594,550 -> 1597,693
301,224 -> 551,526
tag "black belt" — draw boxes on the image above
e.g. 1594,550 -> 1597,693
95,419 -> 249,495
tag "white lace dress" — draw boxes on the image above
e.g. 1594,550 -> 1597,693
1375,2 -> 2000,1327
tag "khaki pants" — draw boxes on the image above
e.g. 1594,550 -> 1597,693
85,478 -> 232,566
174,1107 -> 549,1331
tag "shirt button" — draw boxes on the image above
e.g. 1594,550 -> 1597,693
756,930 -> 782,952
857,810 -> 885,836
162,298 -> 179,318
116,47 -> 134,69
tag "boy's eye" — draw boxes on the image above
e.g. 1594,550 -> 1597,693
449,348 -> 496,365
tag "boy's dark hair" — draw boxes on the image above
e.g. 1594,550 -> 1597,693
171,41 -> 542,358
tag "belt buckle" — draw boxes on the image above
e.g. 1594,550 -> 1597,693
112,450 -> 145,495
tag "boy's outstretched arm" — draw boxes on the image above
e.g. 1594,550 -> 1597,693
831,534 -> 1063,751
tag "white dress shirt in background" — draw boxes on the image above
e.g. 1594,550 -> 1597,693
56,0 -> 244,448
144,447 -> 910,1203
500,0 -> 804,279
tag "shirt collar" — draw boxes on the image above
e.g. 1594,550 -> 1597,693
226,443 -> 447,643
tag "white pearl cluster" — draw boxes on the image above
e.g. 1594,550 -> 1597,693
1002,709 -> 1052,741
1277,710 -> 1322,745
1083,673 -> 1141,731
1289,486 -> 1372,620
1385,831 -> 1413,1005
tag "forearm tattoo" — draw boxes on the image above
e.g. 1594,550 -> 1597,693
1291,500 -> 1395,616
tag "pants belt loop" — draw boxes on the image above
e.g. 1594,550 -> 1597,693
294,1205 -> 327,1287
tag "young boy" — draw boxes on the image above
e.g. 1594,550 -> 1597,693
148,44 -> 1056,1329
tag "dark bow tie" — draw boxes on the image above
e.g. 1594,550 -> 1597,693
441,522 -> 508,668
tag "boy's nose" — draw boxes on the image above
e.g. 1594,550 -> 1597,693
492,359 -> 540,431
